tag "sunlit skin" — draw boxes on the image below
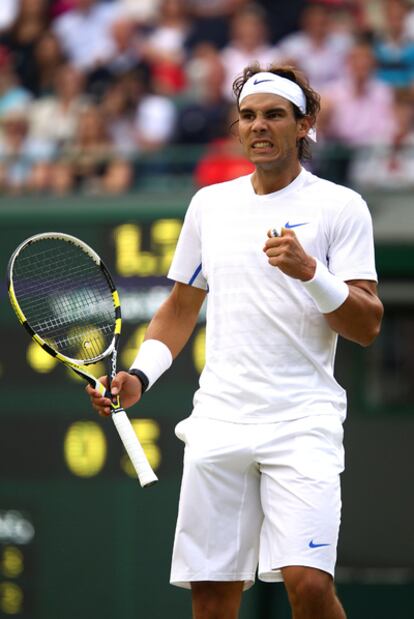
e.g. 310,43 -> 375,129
237,93 -> 311,194
85,85 -> 383,619
87,91 -> 382,414
237,92 -> 317,282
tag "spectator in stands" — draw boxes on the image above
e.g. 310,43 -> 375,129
128,69 -> 177,153
0,103 -> 56,195
352,0 -> 414,38
186,0 -> 249,50
372,0 -> 414,88
117,0 -> 161,26
320,0 -> 359,37
0,46 -> 32,117
29,63 -> 89,151
351,0 -> 385,34
52,0 -> 122,73
317,37 -> 396,183
31,30 -> 66,97
0,0 -> 51,95
255,0 -> 307,42
350,87 -> 414,190
100,74 -> 138,157
140,0 -> 190,96
278,1 -> 354,91
220,3 -> 279,99
176,43 -> 230,145
107,66 -> 178,183
318,37 -> 396,143
194,105 -> 255,187
87,15 -> 149,100
51,103 -> 133,195
106,17 -> 146,77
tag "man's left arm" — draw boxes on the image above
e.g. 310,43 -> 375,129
263,228 -> 384,347
322,279 -> 383,347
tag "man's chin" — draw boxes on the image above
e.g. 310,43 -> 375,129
252,157 -> 282,171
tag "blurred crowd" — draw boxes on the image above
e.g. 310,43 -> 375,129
0,0 -> 414,196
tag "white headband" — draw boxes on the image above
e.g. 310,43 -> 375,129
238,72 -> 316,141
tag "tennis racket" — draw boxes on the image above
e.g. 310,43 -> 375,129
7,232 -> 158,488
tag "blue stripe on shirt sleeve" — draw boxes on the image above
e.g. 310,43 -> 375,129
188,263 -> 202,286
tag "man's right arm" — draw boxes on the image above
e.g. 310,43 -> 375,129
86,282 -> 207,416
143,281 -> 207,358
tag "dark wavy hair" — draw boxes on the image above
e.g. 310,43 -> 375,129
232,63 -> 321,161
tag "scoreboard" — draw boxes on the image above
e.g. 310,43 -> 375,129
0,196 -> 209,619
1,194 -> 414,619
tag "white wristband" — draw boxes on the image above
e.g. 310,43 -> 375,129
129,339 -> 173,390
302,259 -> 349,314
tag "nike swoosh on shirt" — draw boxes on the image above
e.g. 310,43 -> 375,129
284,221 -> 309,229
309,540 -> 331,549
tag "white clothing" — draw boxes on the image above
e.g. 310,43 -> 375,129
405,9 -> 414,40
118,0 -> 160,23
321,77 -> 396,147
171,415 -> 344,588
168,168 -> 377,424
0,136 -> 56,187
53,4 -> 122,71
350,141 -> 414,191
278,31 -> 353,91
0,0 -> 18,31
134,95 -> 176,143
29,96 -> 89,145
145,25 -> 188,60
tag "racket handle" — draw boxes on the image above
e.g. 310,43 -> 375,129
112,410 -> 158,488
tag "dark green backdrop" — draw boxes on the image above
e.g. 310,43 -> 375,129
1,193 -> 413,618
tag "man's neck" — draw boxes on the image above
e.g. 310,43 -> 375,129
251,161 -> 302,195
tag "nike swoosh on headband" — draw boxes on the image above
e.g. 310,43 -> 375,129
253,78 -> 275,85
239,73 -> 317,142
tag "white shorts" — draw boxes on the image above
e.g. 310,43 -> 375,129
170,415 -> 344,590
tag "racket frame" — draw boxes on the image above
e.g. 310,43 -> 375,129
7,232 -> 158,487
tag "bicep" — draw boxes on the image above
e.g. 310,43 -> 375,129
169,281 -> 207,316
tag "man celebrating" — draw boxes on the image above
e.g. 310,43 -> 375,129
87,64 -> 383,619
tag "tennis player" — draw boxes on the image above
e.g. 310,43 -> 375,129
87,64 -> 383,619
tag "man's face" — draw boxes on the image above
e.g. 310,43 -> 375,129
238,93 -> 308,170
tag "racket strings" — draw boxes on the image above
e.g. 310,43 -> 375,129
12,240 -> 116,361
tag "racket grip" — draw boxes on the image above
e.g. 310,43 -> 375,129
112,410 -> 158,488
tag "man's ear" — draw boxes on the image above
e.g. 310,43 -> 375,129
297,116 -> 312,139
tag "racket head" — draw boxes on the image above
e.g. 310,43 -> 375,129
7,232 -> 121,366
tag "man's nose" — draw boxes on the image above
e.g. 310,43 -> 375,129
251,115 -> 267,131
